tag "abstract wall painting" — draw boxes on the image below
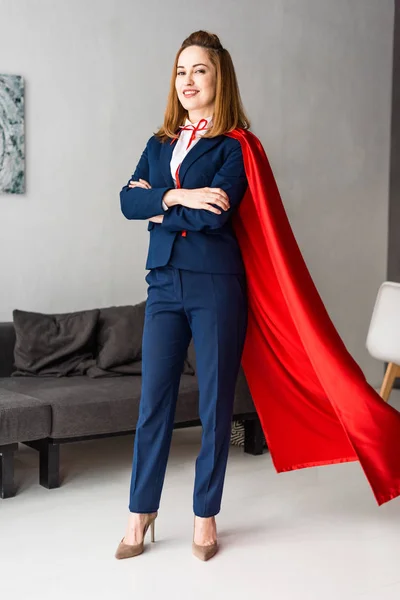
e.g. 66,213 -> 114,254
0,75 -> 25,194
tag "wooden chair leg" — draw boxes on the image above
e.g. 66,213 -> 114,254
379,362 -> 400,402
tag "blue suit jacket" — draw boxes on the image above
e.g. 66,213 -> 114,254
120,134 -> 248,273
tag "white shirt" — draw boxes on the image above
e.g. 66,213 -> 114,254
162,116 -> 213,211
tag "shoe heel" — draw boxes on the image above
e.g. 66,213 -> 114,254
150,519 -> 156,543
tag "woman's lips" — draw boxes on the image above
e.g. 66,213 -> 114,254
183,90 -> 199,98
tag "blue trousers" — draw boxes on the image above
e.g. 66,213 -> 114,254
129,266 -> 248,517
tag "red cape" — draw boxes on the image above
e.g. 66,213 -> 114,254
226,127 -> 400,506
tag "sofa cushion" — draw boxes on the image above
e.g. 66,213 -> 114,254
0,375 -> 200,439
0,365 -> 255,440
12,309 -> 99,377
90,303 -> 194,377
0,385 -> 51,445
96,304 -> 145,371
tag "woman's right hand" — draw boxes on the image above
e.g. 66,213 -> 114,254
163,188 -> 230,214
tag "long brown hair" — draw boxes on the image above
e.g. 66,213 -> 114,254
155,31 -> 250,142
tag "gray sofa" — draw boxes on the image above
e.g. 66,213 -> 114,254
0,320 -> 265,499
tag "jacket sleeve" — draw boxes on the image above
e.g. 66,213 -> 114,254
120,141 -> 173,220
160,142 -> 248,232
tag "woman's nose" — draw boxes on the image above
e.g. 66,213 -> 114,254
184,73 -> 194,85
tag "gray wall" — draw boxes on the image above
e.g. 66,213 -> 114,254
0,0 -> 394,384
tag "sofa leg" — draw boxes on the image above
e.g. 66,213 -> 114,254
39,441 -> 60,489
244,417 -> 266,455
23,440 -> 61,489
0,443 -> 18,499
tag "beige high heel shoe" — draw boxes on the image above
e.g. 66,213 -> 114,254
115,512 -> 157,560
192,516 -> 218,561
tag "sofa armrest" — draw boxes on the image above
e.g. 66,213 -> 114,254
0,323 -> 16,377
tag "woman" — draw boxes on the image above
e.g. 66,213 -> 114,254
117,27 -> 400,564
116,30 -> 251,562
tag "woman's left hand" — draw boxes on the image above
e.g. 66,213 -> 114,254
149,215 -> 164,223
129,178 -> 152,190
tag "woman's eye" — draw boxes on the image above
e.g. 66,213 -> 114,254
177,69 -> 206,76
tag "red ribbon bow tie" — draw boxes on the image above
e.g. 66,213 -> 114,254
178,118 -> 209,150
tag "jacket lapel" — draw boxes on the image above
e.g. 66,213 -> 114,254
160,139 -> 176,187
160,135 -> 223,188
178,136 -> 222,186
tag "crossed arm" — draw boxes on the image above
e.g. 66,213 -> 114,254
120,143 -> 247,232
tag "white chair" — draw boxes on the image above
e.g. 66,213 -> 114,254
366,281 -> 400,402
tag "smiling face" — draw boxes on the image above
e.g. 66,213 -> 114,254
175,45 -> 217,123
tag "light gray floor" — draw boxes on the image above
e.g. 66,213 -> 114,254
1,391 -> 400,600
